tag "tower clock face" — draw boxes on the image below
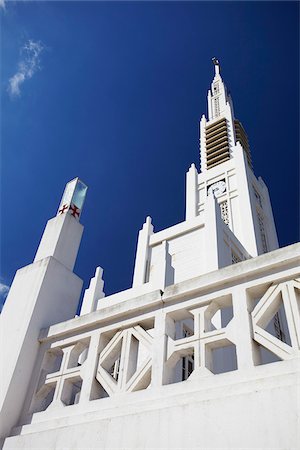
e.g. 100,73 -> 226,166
207,180 -> 226,198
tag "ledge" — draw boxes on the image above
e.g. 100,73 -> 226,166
149,216 -> 204,246
39,243 -> 300,342
10,358 -> 300,438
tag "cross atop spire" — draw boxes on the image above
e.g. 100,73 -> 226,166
212,57 -> 220,76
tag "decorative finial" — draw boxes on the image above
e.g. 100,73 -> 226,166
57,177 -> 88,221
212,57 -> 220,75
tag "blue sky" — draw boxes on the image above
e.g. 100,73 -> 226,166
1,1 -> 299,308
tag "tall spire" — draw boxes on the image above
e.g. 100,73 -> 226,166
207,57 -> 232,121
200,58 -> 252,172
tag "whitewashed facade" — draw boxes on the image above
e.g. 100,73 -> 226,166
0,60 -> 299,449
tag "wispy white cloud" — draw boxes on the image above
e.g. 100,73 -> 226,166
0,0 -> 5,10
0,282 -> 10,311
8,39 -> 45,98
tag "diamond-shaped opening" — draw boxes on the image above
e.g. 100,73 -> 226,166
124,330 -> 152,390
258,345 -> 282,365
136,338 -> 151,370
126,335 -> 139,382
67,339 -> 90,369
90,379 -> 109,400
247,282 -> 273,312
206,340 -> 237,374
101,338 -> 123,381
139,318 -> 155,331
136,346 -> 152,386
131,367 -> 152,392
61,377 -> 82,406
30,383 -> 56,413
260,293 -> 291,346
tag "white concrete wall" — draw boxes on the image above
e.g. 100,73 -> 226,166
0,213 -> 84,441
168,228 -> 204,283
2,243 -> 299,450
3,364 -> 298,449
0,258 -> 83,441
34,213 -> 83,272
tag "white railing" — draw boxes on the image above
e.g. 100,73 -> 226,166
19,245 -> 300,428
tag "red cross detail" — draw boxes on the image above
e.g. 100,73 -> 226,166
59,204 -> 69,214
70,204 -> 80,218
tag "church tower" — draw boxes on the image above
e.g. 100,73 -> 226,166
188,58 -> 278,258
130,59 -> 279,295
0,178 -> 87,440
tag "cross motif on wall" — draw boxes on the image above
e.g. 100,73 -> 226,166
69,204 -> 80,218
34,343 -> 85,410
58,204 -> 69,214
167,302 -> 234,377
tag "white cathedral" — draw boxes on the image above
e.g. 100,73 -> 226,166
0,60 -> 299,449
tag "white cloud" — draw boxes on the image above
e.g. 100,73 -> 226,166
0,282 -> 10,311
0,0 -> 5,10
8,39 -> 44,98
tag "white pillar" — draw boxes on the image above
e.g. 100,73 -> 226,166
204,193 -> 231,273
80,267 -> 105,316
150,240 -> 170,291
152,312 -> 175,387
0,181 -> 85,440
34,213 -> 83,271
199,115 -> 207,173
185,163 -> 198,220
132,216 -> 153,287
230,286 -> 260,369
233,143 -> 259,256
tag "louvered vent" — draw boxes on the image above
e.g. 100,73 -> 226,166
205,118 -> 230,169
234,120 -> 253,169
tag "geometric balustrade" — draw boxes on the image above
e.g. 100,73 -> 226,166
166,297 -> 236,380
251,278 -> 300,360
28,277 -> 300,417
96,325 -> 153,396
30,338 -> 89,413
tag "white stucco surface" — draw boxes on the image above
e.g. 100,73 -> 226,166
3,361 -> 299,449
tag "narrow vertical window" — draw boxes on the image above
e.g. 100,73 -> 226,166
144,259 -> 150,283
213,82 -> 219,94
220,201 -> 229,225
181,326 -> 194,381
231,251 -> 241,264
257,213 -> 268,253
214,97 -> 220,117
253,187 -> 262,208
